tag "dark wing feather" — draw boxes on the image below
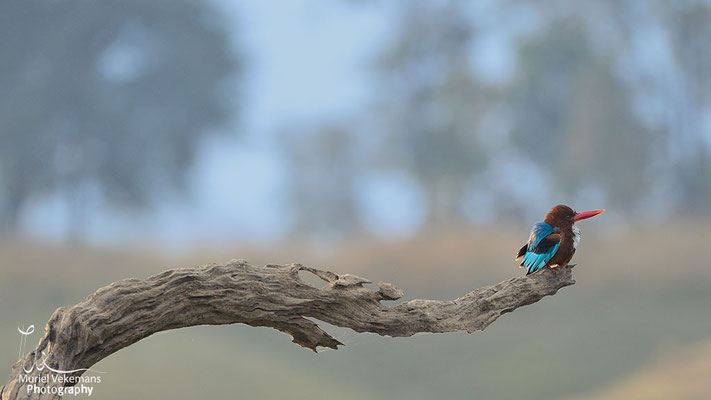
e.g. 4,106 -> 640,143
515,244 -> 527,261
532,233 -> 561,253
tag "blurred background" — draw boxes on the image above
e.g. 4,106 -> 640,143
1,0 -> 710,399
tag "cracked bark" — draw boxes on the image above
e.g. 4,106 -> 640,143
1,260 -> 575,400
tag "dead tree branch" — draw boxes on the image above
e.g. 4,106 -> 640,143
1,260 -> 575,400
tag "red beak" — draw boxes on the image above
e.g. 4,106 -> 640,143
573,209 -> 605,221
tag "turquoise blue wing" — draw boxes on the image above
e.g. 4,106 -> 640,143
521,222 -> 560,274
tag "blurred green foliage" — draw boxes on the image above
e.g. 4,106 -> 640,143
0,0 -> 240,234
285,0 -> 711,235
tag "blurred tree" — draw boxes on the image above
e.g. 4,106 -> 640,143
370,1 -> 491,228
367,0 -> 677,224
672,1 -> 711,212
508,20 -> 656,213
0,0 -> 240,236
633,0 -> 711,215
546,0 -> 711,217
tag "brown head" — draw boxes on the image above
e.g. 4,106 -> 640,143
543,204 -> 605,228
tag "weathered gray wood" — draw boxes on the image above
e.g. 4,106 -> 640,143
1,260 -> 575,400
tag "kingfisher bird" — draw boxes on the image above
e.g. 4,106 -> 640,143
516,205 -> 604,275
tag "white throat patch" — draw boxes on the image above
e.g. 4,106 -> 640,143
572,225 -> 581,249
